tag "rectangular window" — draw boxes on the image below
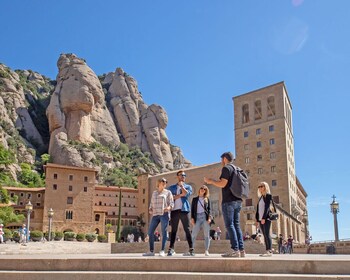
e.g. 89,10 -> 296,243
270,138 -> 275,145
53,174 -> 58,179
272,180 -> 277,187
245,157 -> 250,164
257,141 -> 262,148
256,128 -> 261,135
270,152 -> 276,159
244,144 -> 249,150
257,155 -> 262,161
67,197 -> 73,204
53,184 -> 57,190
84,187 -> 87,192
10,193 -> 14,197
271,166 -> 276,172
69,175 -> 73,181
258,168 -> 263,174
66,211 -> 73,220
245,199 -> 253,207
69,185 -> 73,191
27,193 -> 31,199
84,176 -> 88,182
247,213 -> 252,220
37,193 -> 41,198
244,131 -> 248,138
269,125 -> 274,132
36,203 -> 41,206
272,195 -> 279,203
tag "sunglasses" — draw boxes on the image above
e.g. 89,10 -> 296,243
178,173 -> 186,177
161,179 -> 167,183
258,185 -> 264,189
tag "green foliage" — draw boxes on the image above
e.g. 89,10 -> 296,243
30,230 -> 43,238
0,68 -> 10,79
3,228 -> 12,239
76,233 -> 86,241
64,231 -> 76,240
0,144 -> 15,165
54,231 -> 64,241
0,206 -> 25,225
97,234 -> 107,242
85,233 -> 97,242
18,163 -> 45,187
0,187 -> 10,204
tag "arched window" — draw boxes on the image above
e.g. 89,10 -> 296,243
242,104 -> 249,123
254,100 -> 262,120
267,96 -> 276,117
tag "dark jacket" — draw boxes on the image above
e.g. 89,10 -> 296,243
191,196 -> 211,223
255,193 -> 272,221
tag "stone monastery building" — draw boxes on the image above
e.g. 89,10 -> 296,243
4,82 -> 308,243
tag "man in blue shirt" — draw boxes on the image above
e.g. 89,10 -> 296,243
167,170 -> 193,256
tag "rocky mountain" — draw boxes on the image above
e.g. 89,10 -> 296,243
0,53 -> 191,187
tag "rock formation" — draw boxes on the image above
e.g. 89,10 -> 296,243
106,67 -> 191,171
46,54 -> 120,166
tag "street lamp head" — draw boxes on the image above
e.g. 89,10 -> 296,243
48,208 -> 54,218
330,195 -> 340,214
25,201 -> 33,211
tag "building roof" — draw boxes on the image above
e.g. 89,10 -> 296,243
44,163 -> 98,173
3,186 -> 45,192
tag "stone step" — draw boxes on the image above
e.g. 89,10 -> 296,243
1,271 -> 350,280
1,254 -> 350,276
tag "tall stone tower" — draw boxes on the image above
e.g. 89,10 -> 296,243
233,82 -> 307,241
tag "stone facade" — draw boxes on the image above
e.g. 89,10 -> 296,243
233,81 -> 308,243
4,163 -> 139,236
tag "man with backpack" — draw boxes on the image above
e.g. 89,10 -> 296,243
204,152 -> 247,258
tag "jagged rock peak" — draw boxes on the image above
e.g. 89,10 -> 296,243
46,53 -> 120,167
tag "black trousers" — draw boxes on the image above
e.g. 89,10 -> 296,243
169,209 -> 193,249
259,219 -> 272,251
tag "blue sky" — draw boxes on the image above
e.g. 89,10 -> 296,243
1,0 -> 349,242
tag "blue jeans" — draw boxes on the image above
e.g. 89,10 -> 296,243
148,212 -> 169,252
222,201 -> 244,251
191,212 -> 211,251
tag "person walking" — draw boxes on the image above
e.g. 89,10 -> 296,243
204,152 -> 245,258
287,235 -> 294,254
167,170 -> 193,256
255,181 -> 273,257
190,185 -> 212,256
143,178 -> 174,257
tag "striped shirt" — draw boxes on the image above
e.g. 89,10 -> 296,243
149,189 -> 174,216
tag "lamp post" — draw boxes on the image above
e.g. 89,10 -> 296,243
25,201 -> 33,243
302,210 -> 309,243
330,195 -> 339,242
48,208 -> 54,241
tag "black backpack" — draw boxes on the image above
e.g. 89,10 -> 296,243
226,164 -> 250,199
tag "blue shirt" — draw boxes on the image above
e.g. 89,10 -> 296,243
167,183 -> 192,213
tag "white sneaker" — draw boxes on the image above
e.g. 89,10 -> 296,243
205,250 -> 210,256
159,250 -> 165,257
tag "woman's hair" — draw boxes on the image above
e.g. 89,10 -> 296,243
257,181 -> 271,198
157,178 -> 167,186
198,185 -> 210,201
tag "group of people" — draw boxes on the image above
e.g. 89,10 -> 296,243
278,234 -> 294,254
143,151 -> 277,258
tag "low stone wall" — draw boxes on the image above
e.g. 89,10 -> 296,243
111,239 -> 265,254
294,240 -> 350,254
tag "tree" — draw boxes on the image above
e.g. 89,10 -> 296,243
0,206 -> 25,226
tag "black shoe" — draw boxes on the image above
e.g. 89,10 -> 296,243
167,248 -> 176,256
